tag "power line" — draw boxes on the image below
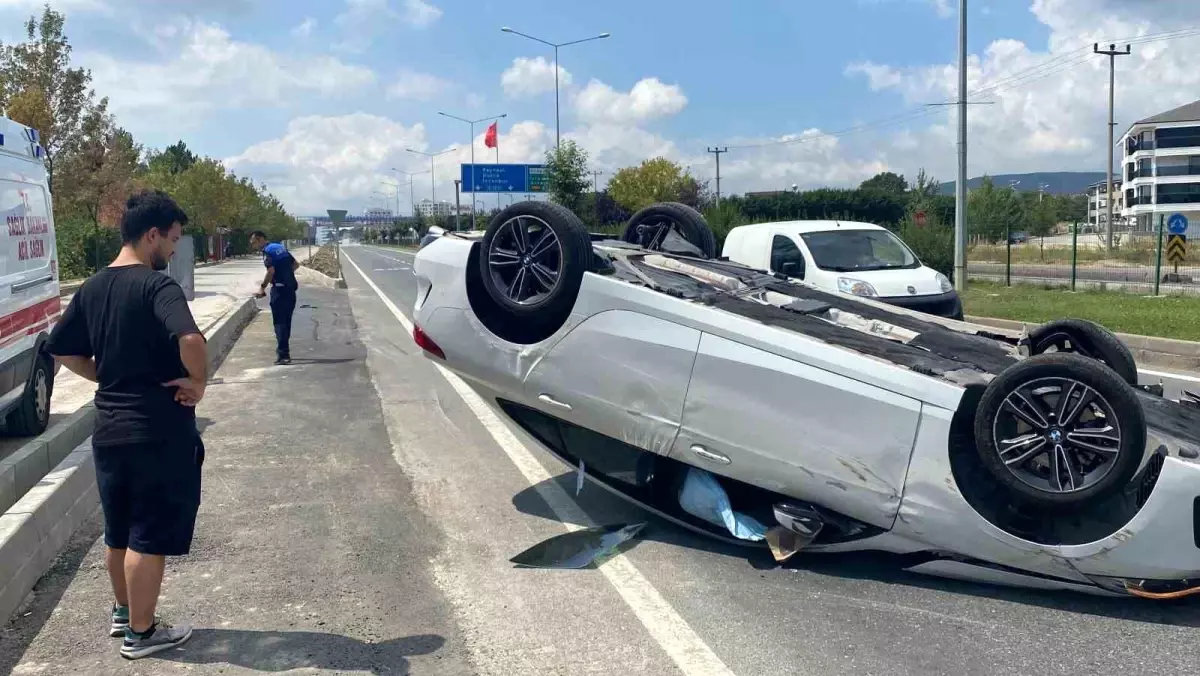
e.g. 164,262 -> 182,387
723,25 -> 1200,151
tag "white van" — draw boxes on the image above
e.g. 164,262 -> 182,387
721,220 -> 963,320
0,117 -> 59,436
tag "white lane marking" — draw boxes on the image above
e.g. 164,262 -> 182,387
1139,368 -> 1200,384
342,250 -> 736,676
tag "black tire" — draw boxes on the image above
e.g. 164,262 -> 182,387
1028,318 -> 1138,385
973,352 -> 1146,509
621,202 -> 717,258
478,201 -> 592,327
7,355 -> 52,436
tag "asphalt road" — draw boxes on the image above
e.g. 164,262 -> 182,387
340,244 -> 1200,676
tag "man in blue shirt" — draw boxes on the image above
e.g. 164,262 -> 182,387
250,232 -> 299,365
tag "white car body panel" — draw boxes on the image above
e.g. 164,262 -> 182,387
413,234 -> 1200,597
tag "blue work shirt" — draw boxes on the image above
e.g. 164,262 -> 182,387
263,242 -> 298,291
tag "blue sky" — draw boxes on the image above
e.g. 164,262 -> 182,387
3,0 -> 1199,215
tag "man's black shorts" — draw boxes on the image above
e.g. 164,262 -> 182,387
93,434 -> 205,556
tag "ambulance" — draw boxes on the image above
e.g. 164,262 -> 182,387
0,116 -> 59,436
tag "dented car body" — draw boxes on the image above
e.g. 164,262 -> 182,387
411,202 -> 1200,599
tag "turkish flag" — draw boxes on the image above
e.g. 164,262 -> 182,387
484,121 -> 498,149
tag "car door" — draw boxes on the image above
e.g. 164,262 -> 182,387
671,332 -> 923,529
768,234 -> 807,279
522,310 -> 701,456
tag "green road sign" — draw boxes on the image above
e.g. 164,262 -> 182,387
528,165 -> 548,193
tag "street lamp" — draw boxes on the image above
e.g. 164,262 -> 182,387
438,111 -> 507,231
390,168 -> 427,219
405,147 -> 456,205
501,26 -> 610,148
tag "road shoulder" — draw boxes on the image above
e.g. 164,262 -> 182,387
2,286 -> 474,675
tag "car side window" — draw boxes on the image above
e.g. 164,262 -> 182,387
770,235 -> 805,278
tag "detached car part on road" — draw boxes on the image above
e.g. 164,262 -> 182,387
411,200 -> 1200,599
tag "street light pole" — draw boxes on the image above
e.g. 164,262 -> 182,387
406,147 -> 456,205
501,27 -> 611,148
954,0 -> 968,293
438,111 -> 507,231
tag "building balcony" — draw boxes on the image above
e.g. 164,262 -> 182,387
1156,165 -> 1200,177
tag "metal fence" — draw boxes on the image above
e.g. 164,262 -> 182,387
966,222 -> 1198,296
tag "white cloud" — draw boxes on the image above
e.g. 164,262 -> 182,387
79,20 -> 376,134
501,57 -> 571,97
401,0 -> 442,28
387,69 -> 452,101
574,77 -> 688,125
928,0 -> 953,18
291,17 -> 317,37
225,113 -> 431,215
0,0 -> 109,11
840,0 -> 1200,181
335,0 -> 441,30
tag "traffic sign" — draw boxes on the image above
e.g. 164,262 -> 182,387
1167,212 -> 1189,235
460,163 -> 547,193
1167,234 -> 1189,265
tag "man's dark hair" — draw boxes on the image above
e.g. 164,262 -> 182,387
249,230 -> 267,240
121,190 -> 189,244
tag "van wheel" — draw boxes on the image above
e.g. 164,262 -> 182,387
621,202 -> 717,258
8,356 -> 52,437
478,201 -> 592,336
1027,318 -> 1138,386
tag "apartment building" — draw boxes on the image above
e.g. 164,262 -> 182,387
1120,99 -> 1200,232
1086,179 -> 1123,232
416,199 -> 458,218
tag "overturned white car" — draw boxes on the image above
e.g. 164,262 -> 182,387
411,200 -> 1200,599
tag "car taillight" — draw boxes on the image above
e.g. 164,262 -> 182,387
412,324 -> 445,359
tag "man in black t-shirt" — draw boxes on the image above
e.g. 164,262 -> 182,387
250,231 -> 299,365
47,190 -> 205,660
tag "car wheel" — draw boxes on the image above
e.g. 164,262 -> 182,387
621,202 -> 717,258
478,200 -> 592,324
7,355 -> 52,437
973,352 -> 1146,509
1027,318 -> 1138,385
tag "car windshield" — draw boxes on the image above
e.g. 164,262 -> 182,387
799,229 -> 920,272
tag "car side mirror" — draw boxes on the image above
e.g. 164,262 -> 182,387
781,261 -> 804,279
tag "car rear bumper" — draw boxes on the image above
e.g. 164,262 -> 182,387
877,290 -> 963,319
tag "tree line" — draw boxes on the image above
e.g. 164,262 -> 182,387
0,5 -> 304,279
536,141 -> 1088,279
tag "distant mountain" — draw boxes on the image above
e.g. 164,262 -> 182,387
939,172 -> 1108,195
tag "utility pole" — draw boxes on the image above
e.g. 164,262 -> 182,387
707,147 -> 728,208
1095,42 -> 1131,251
591,170 -> 603,226
453,179 -> 462,231
954,0 -> 968,292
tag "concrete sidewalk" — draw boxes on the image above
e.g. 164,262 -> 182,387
49,248 -> 316,418
1,285 -> 470,675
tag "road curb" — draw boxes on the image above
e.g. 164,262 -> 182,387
966,315 -> 1200,372
296,264 -> 347,290
0,298 -> 259,624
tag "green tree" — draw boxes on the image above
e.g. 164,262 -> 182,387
860,171 -> 908,195
968,176 -> 1026,242
608,157 -> 692,212
0,5 -> 96,190
544,140 -> 589,211
54,99 -> 140,228
145,140 -> 197,176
